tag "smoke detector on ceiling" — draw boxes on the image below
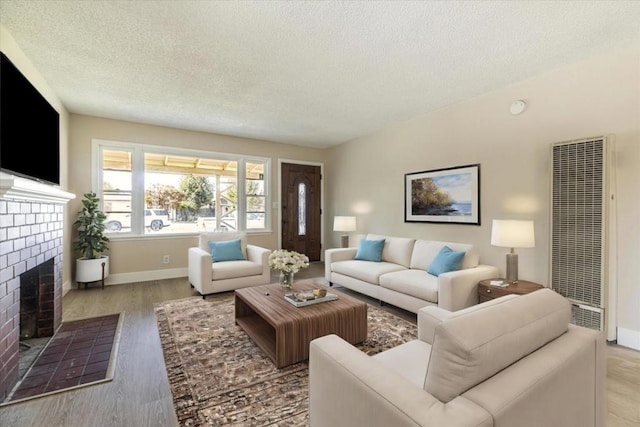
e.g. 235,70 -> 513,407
510,100 -> 527,115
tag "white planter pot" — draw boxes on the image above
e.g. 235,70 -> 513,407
76,256 -> 109,283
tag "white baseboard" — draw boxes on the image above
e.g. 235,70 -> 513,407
63,280 -> 73,296
103,267 -> 188,286
617,327 -> 640,351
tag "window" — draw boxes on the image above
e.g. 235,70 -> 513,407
94,140 -> 270,236
102,149 -> 132,232
246,161 -> 266,230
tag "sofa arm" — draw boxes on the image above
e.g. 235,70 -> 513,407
324,248 -> 358,281
437,264 -> 500,311
188,247 -> 211,291
247,244 -> 271,280
246,244 -> 271,265
309,335 -> 491,427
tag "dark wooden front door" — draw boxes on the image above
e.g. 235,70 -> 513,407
281,163 -> 322,261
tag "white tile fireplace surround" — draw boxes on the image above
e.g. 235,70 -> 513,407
0,173 -> 75,399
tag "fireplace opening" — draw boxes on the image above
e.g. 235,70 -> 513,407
18,258 -> 56,380
20,258 -> 55,339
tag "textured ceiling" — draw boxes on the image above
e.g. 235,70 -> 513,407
1,1 -> 639,148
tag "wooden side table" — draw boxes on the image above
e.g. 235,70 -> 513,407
478,279 -> 544,303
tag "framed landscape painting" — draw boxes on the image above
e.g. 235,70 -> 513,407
405,164 -> 480,225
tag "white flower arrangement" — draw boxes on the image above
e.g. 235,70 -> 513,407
268,249 -> 310,274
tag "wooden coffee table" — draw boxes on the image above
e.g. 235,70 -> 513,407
235,281 -> 368,368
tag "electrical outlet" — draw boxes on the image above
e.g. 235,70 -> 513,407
162,255 -> 170,264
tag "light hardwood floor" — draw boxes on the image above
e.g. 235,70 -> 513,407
0,263 -> 638,426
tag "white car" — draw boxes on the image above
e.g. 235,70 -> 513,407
105,209 -> 171,232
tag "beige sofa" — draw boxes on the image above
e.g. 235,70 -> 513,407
325,233 -> 499,313
309,288 -> 606,427
188,232 -> 271,297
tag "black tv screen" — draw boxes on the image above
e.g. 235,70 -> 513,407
1,51 -> 60,185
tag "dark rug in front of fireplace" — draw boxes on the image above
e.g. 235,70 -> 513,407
1,312 -> 123,406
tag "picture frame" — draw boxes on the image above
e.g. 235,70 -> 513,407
405,164 -> 480,225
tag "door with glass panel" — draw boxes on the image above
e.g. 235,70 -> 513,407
281,163 -> 321,261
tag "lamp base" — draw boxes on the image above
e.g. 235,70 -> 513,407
340,235 -> 349,248
506,253 -> 518,283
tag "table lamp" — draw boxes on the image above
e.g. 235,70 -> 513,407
333,216 -> 357,248
491,219 -> 535,283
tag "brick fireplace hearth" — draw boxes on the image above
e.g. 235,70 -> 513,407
0,175 -> 74,400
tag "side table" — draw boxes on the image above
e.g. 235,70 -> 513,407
478,279 -> 544,303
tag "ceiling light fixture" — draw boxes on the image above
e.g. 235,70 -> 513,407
509,100 -> 527,115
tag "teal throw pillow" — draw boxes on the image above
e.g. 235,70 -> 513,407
427,246 -> 465,276
209,239 -> 245,262
354,238 -> 385,262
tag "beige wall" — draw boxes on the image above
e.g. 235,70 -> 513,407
0,24 -> 74,289
68,115 -> 328,281
325,44 -> 640,344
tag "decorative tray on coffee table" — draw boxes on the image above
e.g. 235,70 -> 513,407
284,290 -> 338,307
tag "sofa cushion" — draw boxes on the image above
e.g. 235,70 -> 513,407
211,260 -> 264,280
424,288 -> 570,403
410,240 -> 479,271
199,232 -> 248,259
209,239 -> 245,262
418,295 -> 520,344
332,260 -> 406,285
372,339 -> 433,389
354,238 -> 385,262
367,234 -> 415,268
427,246 -> 465,276
379,269 -> 438,303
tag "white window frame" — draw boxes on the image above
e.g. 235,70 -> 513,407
92,139 -> 271,238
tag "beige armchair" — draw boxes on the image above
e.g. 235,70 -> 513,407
188,232 -> 271,298
309,289 -> 605,427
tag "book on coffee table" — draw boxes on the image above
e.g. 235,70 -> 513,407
284,292 -> 338,307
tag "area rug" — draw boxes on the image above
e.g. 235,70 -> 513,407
1,312 -> 123,406
155,293 -> 417,426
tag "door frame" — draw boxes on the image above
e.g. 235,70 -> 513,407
277,159 -> 325,261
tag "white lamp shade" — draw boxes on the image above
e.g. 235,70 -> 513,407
333,216 -> 357,232
491,220 -> 535,248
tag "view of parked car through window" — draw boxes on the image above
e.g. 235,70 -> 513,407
99,146 -> 268,235
105,209 -> 171,232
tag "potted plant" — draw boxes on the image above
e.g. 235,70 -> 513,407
73,192 -> 110,287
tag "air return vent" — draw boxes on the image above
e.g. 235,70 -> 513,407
550,137 -> 613,333
571,303 -> 604,332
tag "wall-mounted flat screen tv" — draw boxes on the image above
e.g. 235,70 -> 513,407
1,51 -> 60,185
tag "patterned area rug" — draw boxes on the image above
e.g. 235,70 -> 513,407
154,293 -> 417,426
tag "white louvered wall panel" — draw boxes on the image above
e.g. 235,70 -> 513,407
550,137 -> 610,332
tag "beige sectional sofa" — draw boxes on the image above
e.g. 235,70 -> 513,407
325,233 -> 499,313
309,288 -> 606,427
